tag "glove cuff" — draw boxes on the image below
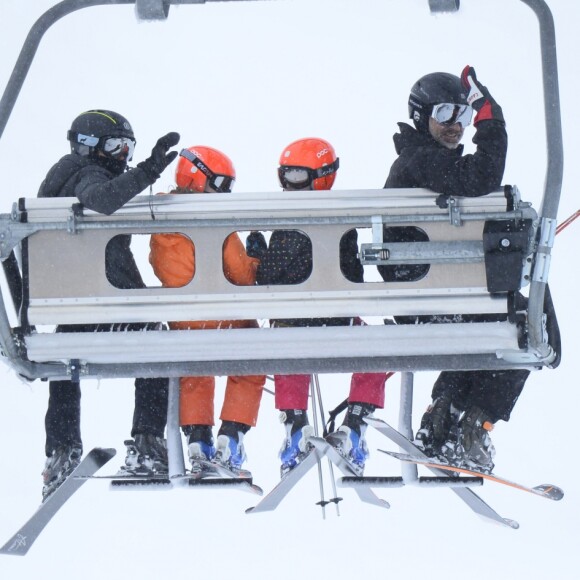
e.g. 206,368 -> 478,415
137,160 -> 160,183
474,100 -> 505,125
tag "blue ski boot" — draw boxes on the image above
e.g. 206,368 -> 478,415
212,420 -> 251,472
184,424 -> 216,471
213,434 -> 246,470
326,402 -> 374,475
279,410 -> 314,477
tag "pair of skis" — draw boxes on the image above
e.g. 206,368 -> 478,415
246,437 -> 389,514
248,418 -> 563,524
0,448 -> 262,556
1,419 -> 565,555
108,460 -> 263,496
0,448 -> 116,556
358,417 -> 563,529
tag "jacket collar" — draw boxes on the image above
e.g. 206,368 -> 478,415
393,122 -> 464,156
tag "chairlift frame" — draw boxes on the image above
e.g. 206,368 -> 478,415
0,0 -> 563,382
0,0 -> 565,526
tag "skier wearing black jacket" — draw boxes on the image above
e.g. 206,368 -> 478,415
38,109 -> 180,500
380,67 -> 528,473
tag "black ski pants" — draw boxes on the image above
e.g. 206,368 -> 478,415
44,323 -> 168,456
431,369 -> 530,423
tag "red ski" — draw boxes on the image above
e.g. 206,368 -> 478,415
381,449 -> 564,501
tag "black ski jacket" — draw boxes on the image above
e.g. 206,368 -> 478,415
385,120 -> 507,196
379,120 -> 508,283
38,153 -> 154,289
252,228 -> 363,327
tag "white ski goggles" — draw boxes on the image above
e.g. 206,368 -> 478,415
102,136 -> 136,161
431,103 -> 473,128
278,158 -> 340,189
69,131 -> 136,161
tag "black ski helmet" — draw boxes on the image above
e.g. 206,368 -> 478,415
67,109 -> 135,158
408,73 -> 467,133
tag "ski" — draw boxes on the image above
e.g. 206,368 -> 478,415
108,462 -> 263,495
309,437 -> 390,509
186,460 -> 263,495
246,446 -> 325,514
381,450 -> 564,501
0,447 -> 116,556
364,417 -> 519,529
109,472 -> 172,489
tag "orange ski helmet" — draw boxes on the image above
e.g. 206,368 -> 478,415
278,138 -> 339,191
175,146 -> 236,193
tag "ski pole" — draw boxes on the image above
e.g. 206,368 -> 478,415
310,374 -> 327,519
262,375 -> 276,396
313,373 -> 341,517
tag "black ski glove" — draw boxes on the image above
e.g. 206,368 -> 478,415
138,132 -> 180,182
460,66 -> 504,125
246,231 -> 267,260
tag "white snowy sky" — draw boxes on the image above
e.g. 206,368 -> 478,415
0,0 -> 579,578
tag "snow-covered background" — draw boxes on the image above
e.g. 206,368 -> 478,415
0,0 -> 578,578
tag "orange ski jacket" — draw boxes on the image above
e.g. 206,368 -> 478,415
149,229 -> 259,329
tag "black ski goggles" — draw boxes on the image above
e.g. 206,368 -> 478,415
68,131 -> 136,161
278,158 -> 340,190
431,103 -> 473,128
179,149 -> 235,193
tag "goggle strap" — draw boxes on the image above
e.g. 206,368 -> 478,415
179,148 -> 214,179
314,157 -> 340,178
180,149 -> 234,192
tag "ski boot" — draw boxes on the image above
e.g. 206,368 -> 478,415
279,409 -> 314,477
122,433 -> 168,475
452,406 -> 496,473
326,402 -> 374,475
42,444 -> 83,502
184,424 -> 215,473
213,433 -> 247,472
414,392 -> 461,458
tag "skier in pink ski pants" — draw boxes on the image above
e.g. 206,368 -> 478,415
245,137 -> 388,476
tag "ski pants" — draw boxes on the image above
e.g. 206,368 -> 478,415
44,324 -> 168,456
271,317 -> 387,411
274,372 -> 387,411
170,319 -> 266,428
45,376 -> 168,456
431,369 -> 530,424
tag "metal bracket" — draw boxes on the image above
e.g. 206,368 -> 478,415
448,197 -> 462,226
0,215 -> 30,260
371,215 -> 383,244
135,0 -> 171,20
532,217 -> 557,283
496,347 -> 555,366
67,359 -> 86,382
428,0 -> 460,13
66,204 -> 84,235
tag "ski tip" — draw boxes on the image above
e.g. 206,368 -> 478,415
533,484 -> 564,501
0,532 -> 32,556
